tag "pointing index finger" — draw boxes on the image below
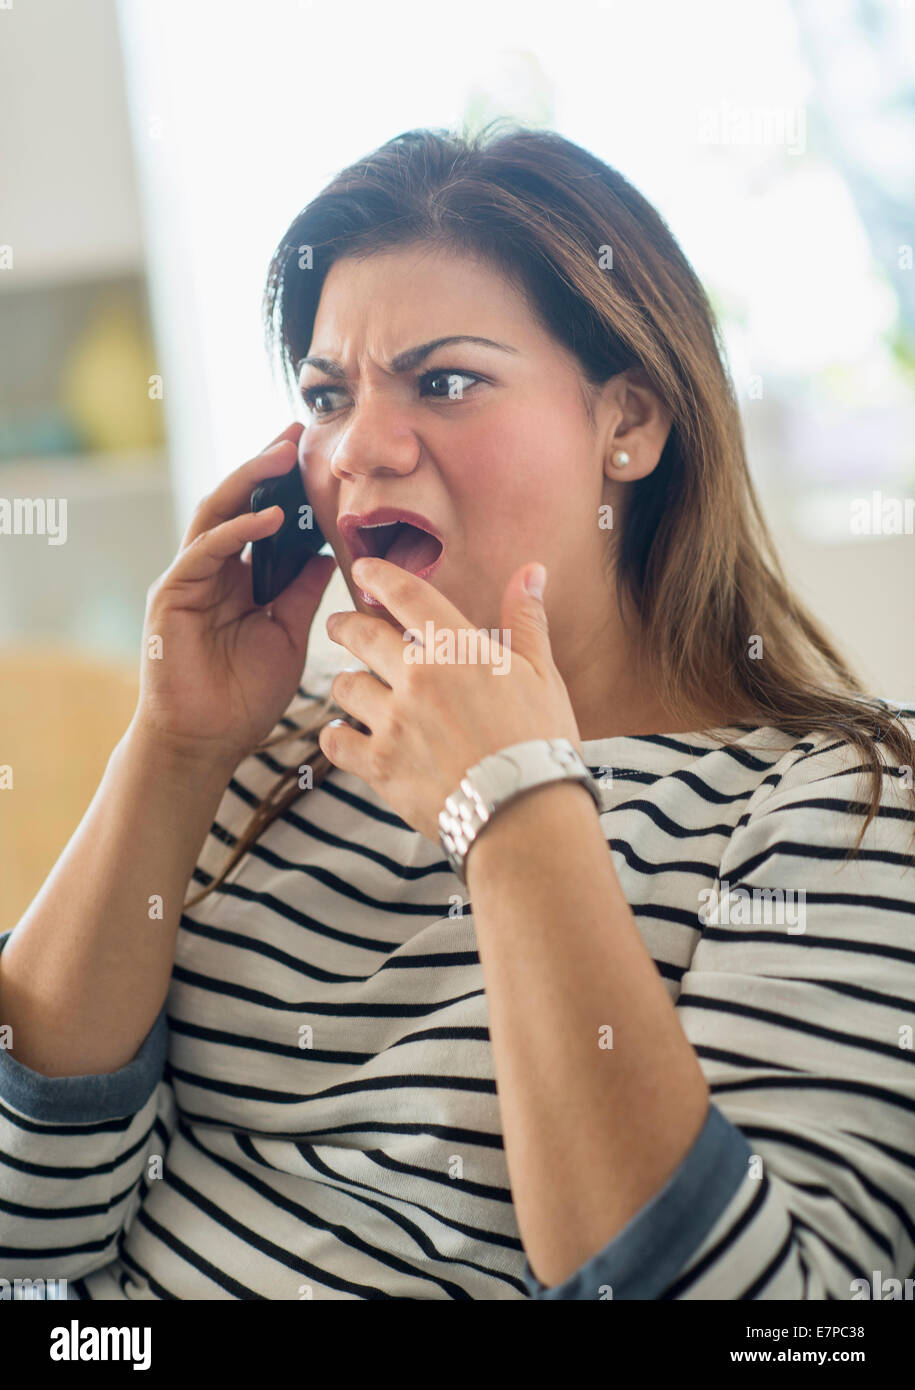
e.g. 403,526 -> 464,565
181,423 -> 304,549
351,556 -> 470,637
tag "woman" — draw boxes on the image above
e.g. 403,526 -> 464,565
1,124 -> 913,1301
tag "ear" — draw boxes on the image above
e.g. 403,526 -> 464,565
599,367 -> 673,484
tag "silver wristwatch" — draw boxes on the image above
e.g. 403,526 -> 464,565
438,738 -> 602,886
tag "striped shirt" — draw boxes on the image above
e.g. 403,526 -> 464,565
1,662 -> 914,1300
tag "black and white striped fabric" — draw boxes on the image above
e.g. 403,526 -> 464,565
1,662 -> 913,1299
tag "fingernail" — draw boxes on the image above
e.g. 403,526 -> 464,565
525,563 -> 546,600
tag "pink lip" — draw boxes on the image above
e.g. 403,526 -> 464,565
337,507 -> 444,605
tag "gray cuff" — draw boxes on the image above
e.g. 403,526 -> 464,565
523,1103 -> 751,1299
0,928 -> 168,1123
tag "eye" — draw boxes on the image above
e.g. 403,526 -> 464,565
419,369 -> 482,400
300,384 -> 346,416
299,368 -> 483,416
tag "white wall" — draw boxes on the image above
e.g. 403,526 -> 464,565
0,0 -> 144,287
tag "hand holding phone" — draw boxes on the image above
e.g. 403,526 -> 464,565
132,427 -> 338,772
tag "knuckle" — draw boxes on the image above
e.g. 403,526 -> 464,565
370,740 -> 394,780
401,660 -> 425,695
385,708 -> 405,744
353,620 -> 376,657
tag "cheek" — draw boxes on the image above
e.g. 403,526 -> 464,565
450,417 -> 574,552
299,443 -> 339,535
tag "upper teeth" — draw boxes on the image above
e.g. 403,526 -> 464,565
360,521 -> 400,528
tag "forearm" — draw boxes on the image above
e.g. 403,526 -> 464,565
466,781 -> 710,1289
0,722 -> 234,1077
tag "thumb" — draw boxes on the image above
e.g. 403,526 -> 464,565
499,562 -> 551,669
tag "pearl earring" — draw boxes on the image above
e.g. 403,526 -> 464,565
611,450 -> 630,469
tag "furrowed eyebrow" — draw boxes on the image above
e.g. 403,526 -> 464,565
295,335 -> 519,381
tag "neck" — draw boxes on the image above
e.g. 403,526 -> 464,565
550,589 -> 718,742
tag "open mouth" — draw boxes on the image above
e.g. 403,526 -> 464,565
356,520 -> 443,576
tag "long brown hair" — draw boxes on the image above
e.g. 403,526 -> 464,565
185,121 -> 915,906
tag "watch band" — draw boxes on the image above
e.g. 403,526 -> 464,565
438,738 -> 602,886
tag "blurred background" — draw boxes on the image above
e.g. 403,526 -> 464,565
1,0 -> 913,924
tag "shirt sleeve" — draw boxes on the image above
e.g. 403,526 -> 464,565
0,926 -> 176,1283
524,729 -> 915,1299
522,1100 -> 754,1298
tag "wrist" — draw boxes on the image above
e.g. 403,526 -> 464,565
120,718 -> 240,796
465,779 -> 599,893
440,738 -> 601,889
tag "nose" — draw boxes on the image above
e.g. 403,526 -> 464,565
328,395 -> 422,484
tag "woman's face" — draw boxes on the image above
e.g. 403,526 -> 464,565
297,243 -> 636,640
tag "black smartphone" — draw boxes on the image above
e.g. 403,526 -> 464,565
250,459 -> 327,605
